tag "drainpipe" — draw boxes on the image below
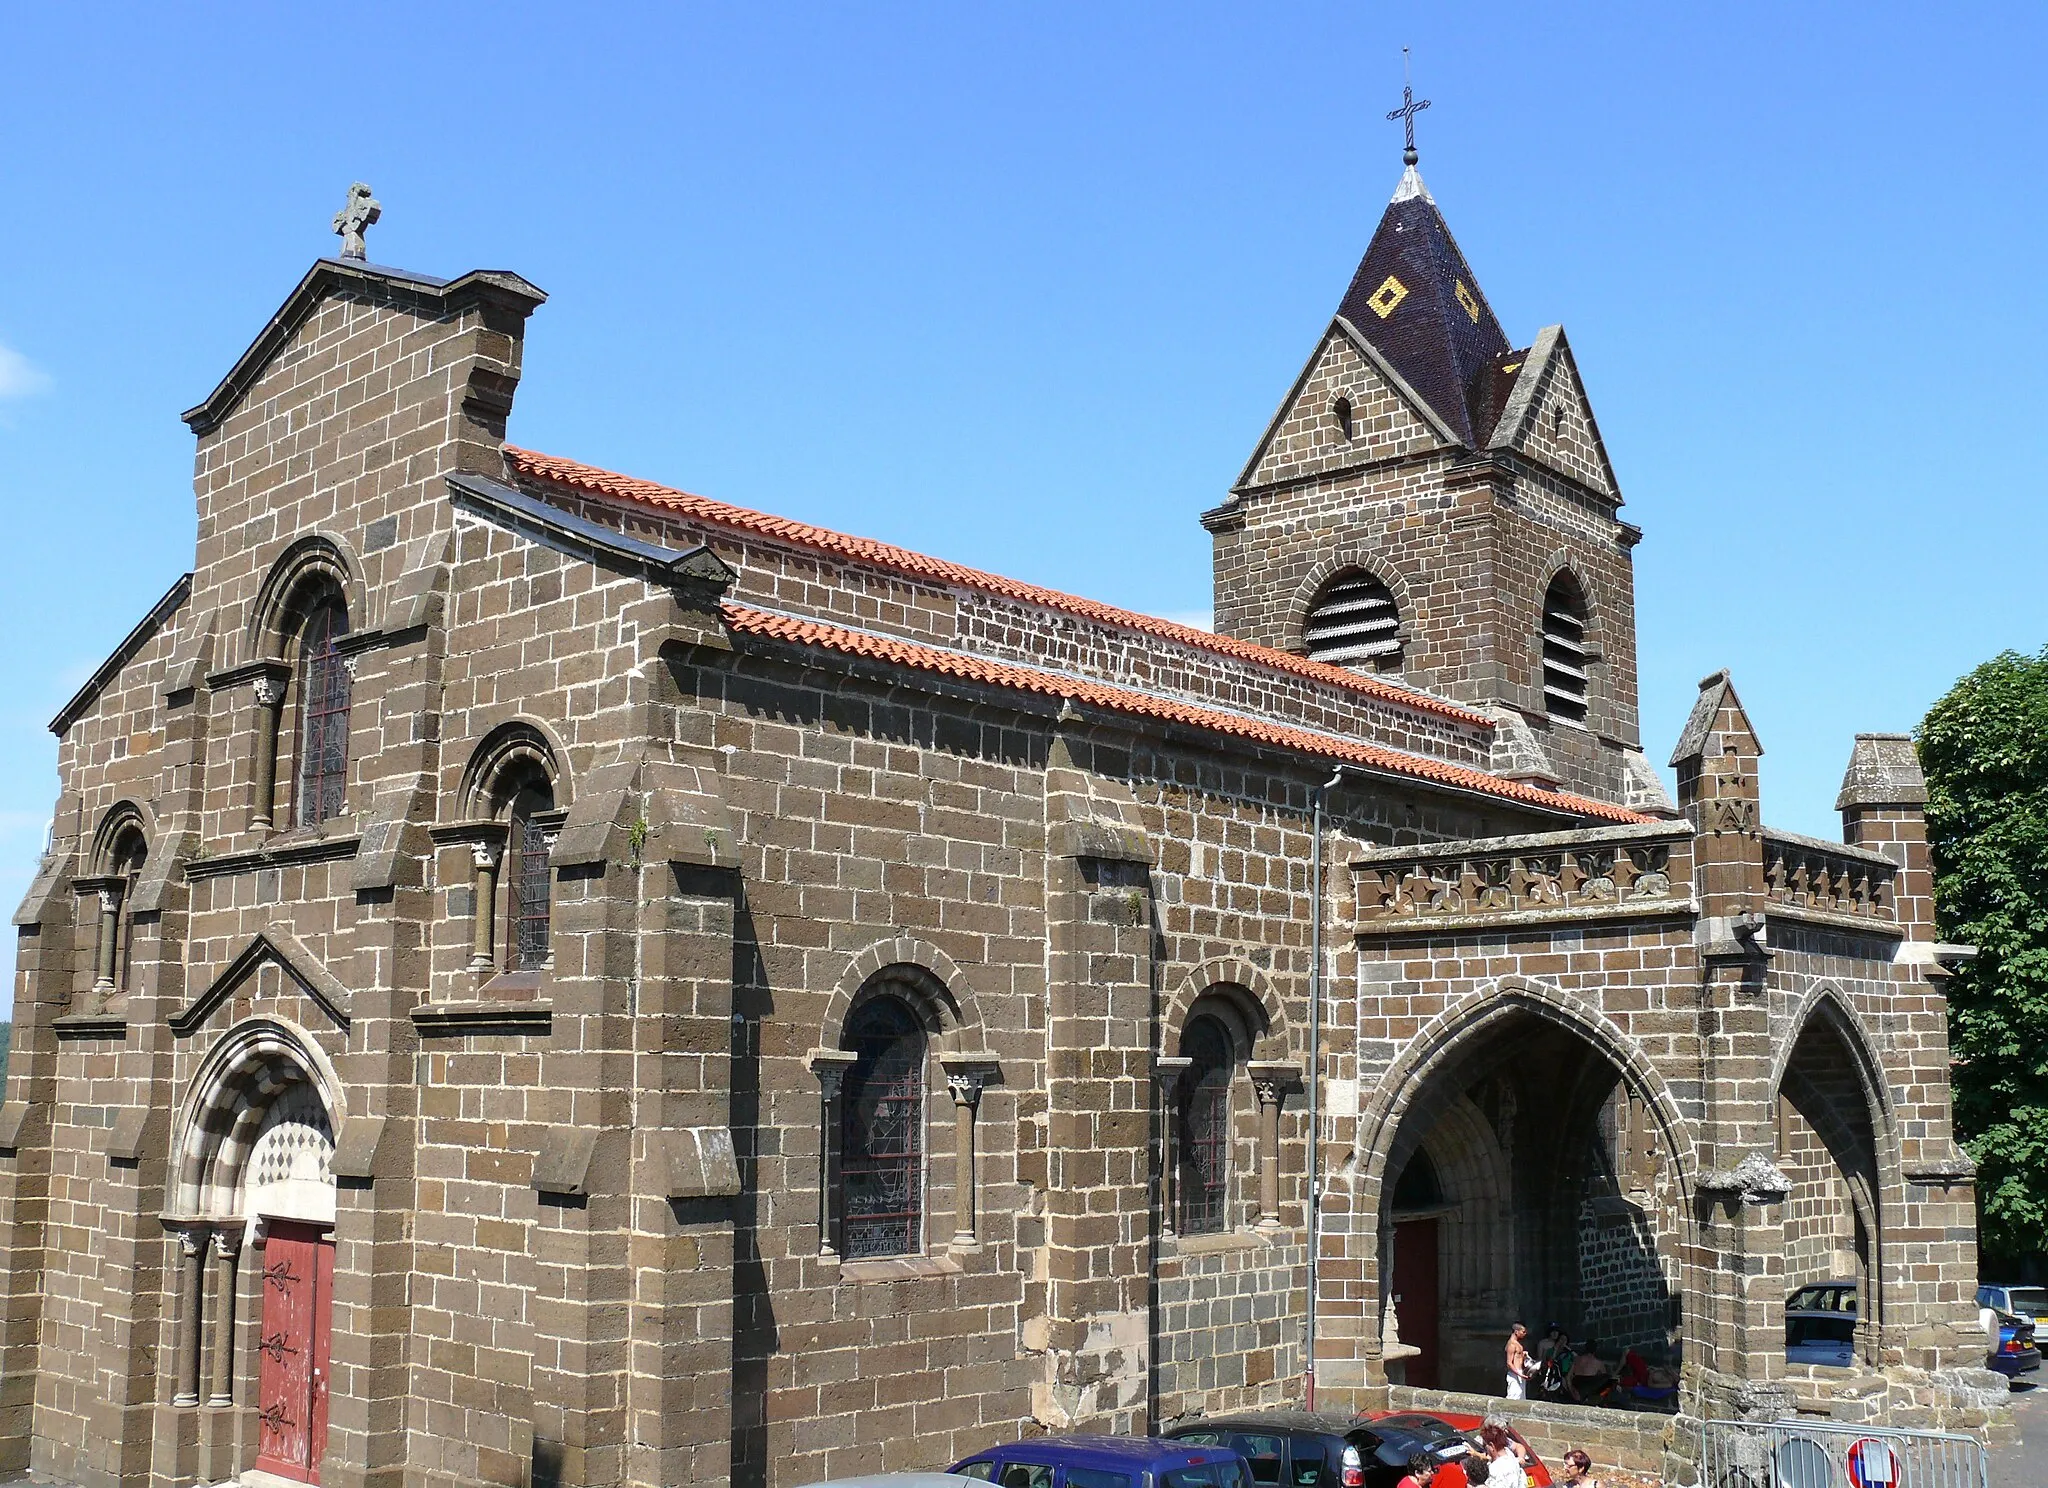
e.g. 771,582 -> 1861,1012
1305,767 -> 1345,1412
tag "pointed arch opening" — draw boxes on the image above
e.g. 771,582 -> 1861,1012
1366,994 -> 1685,1394
1775,997 -> 1889,1365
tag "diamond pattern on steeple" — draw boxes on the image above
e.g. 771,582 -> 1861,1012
1335,166 -> 1513,447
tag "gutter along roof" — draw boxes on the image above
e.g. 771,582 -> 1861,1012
506,447 -> 1492,730
720,603 -> 1651,825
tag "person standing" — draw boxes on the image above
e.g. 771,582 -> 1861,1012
1504,1322 -> 1532,1399
1559,1449 -> 1602,1488
1480,1424 -> 1528,1488
1395,1451 -> 1439,1488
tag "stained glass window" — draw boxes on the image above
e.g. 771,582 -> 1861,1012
1180,1015 -> 1234,1235
295,599 -> 351,825
841,995 -> 925,1258
509,786 -> 554,970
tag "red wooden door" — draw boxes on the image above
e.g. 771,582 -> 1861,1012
255,1221 -> 335,1484
1391,1218 -> 1441,1389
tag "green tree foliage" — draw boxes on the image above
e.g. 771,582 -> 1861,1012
1921,646 -> 2048,1264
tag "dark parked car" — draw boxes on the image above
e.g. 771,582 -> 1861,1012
1986,1309 -> 2042,1377
1166,1409 -> 1420,1487
1164,1408 -> 1494,1487
949,1435 -> 1254,1488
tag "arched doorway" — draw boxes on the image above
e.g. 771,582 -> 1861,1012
1370,998 -> 1685,1393
1775,999 -> 1887,1362
173,1020 -> 340,1485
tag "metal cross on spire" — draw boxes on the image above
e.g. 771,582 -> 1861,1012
1386,48 -> 1430,167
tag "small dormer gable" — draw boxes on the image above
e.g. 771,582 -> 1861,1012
1488,326 -> 1619,500
1234,321 -> 1451,493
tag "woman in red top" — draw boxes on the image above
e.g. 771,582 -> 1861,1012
1395,1451 -> 1439,1488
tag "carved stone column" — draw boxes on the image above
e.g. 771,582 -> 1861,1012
469,841 -> 503,973
174,1229 -> 207,1407
91,888 -> 120,998
208,1230 -> 240,1406
1154,1057 -> 1193,1242
807,1050 -> 858,1259
250,674 -> 285,831
940,1055 -> 998,1250
1248,1061 -> 1299,1232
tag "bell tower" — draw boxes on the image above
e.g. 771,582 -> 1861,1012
1203,135 -> 1666,811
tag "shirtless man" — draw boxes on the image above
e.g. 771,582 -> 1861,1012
1504,1322 -> 1532,1399
1567,1339 -> 1612,1403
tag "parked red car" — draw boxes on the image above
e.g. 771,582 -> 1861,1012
1352,1411 -> 1553,1488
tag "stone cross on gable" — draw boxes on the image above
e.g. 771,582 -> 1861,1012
331,182 -> 381,261
1385,47 -> 1431,166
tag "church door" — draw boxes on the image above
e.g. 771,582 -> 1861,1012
1391,1218 -> 1441,1388
254,1221 -> 335,1484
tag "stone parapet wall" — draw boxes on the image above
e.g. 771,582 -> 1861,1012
1382,1384 -> 1674,1477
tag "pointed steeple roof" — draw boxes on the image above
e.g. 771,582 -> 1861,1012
1334,165 -> 1515,447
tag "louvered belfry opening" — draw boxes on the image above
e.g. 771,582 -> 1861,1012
1303,569 -> 1401,672
1541,573 -> 1591,722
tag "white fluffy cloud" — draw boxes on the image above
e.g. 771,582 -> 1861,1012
0,342 -> 50,399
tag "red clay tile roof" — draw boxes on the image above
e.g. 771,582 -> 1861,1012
721,603 -> 1652,825
507,446 -> 1493,729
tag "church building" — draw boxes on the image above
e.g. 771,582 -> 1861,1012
0,146 -> 2001,1488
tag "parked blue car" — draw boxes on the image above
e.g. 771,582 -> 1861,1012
948,1435 -> 1254,1488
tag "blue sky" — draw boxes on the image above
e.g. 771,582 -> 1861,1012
2,3 -> 2044,992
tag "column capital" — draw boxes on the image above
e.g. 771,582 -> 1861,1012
939,1052 -> 999,1108
212,1229 -> 241,1261
1154,1055 -> 1194,1100
806,1048 -> 859,1100
178,1227 -> 207,1258
1247,1059 -> 1302,1108
472,840 -> 504,871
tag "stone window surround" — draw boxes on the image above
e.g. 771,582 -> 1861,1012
1155,1054 -> 1302,1243
432,808 -> 566,995
806,1045 -> 1000,1274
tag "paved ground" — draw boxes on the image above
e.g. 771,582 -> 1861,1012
1990,1377 -> 2042,1483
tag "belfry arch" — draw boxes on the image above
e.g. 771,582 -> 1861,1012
1361,984 -> 1693,1393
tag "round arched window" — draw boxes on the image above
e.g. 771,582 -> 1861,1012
295,595 -> 352,825
1178,1015 -> 1236,1235
840,995 -> 926,1258
1304,570 -> 1401,671
1540,573 -> 1590,723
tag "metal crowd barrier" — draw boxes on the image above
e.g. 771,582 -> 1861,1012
1699,1416 -> 1988,1488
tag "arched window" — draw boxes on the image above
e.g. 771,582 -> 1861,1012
1178,1014 -> 1236,1235
111,828 -> 147,993
1540,572 -> 1590,723
1333,395 -> 1355,441
840,996 -> 925,1258
294,596 -> 351,824
1304,570 -> 1401,671
89,820 -> 148,1001
507,781 -> 555,971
